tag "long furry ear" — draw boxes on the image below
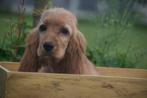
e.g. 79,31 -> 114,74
18,29 -> 39,72
62,31 -> 87,73
67,31 -> 86,54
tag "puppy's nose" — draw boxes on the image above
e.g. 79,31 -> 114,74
43,42 -> 54,52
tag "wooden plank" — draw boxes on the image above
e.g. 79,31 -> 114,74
0,62 -> 20,71
5,72 -> 147,98
0,62 -> 147,78
0,66 -> 9,98
97,67 -> 147,78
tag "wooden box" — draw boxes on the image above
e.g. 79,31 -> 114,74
0,62 -> 147,98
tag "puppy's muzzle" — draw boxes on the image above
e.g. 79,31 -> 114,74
43,42 -> 54,52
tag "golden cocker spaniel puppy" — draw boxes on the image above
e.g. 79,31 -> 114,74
19,8 -> 98,75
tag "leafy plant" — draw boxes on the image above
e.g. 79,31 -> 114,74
0,0 -> 29,61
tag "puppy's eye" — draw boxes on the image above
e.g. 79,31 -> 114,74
59,27 -> 69,35
39,24 -> 47,32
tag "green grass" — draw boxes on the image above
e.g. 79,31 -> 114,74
78,19 -> 147,69
0,11 -> 32,36
0,11 -> 147,69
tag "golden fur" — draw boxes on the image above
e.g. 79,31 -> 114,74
18,8 -> 98,75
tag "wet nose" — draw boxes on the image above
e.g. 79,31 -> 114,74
43,42 -> 54,52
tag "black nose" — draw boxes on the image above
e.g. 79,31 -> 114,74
43,42 -> 54,52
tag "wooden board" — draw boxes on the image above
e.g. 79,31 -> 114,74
0,65 -> 9,98
0,62 -> 147,78
0,62 -> 20,71
2,71 -> 147,98
97,67 -> 147,78
0,62 -> 147,98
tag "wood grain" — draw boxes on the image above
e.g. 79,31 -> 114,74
97,67 -> 147,78
0,62 -> 147,98
5,72 -> 147,98
0,62 -> 20,71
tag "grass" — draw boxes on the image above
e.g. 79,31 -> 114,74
0,11 -> 32,36
78,19 -> 147,69
0,11 -> 147,69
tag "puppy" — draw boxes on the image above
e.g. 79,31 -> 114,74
19,8 -> 98,75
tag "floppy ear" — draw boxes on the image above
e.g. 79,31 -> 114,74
62,31 -> 87,73
18,29 -> 40,72
67,31 -> 86,54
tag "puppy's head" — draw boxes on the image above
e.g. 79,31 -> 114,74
37,8 -> 85,61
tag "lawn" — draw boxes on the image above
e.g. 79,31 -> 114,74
78,19 -> 147,68
0,11 -> 147,69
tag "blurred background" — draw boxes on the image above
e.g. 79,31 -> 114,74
0,0 -> 147,69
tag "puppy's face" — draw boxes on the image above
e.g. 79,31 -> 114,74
37,9 -> 76,60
